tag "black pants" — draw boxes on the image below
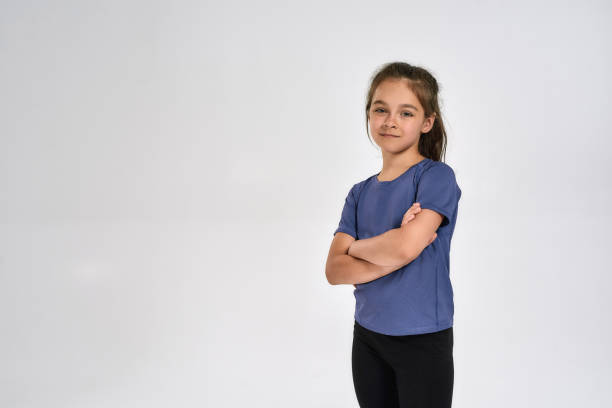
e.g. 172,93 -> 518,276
352,320 -> 454,408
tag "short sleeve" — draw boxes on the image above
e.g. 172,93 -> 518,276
333,184 -> 358,239
416,163 -> 460,228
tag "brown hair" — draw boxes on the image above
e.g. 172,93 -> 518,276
365,62 -> 448,162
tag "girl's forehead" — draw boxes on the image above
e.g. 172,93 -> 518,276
374,79 -> 417,99
373,80 -> 421,108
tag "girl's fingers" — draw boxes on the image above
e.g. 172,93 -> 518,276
406,208 -> 419,216
401,203 -> 422,226
402,208 -> 420,221
405,207 -> 420,217
401,215 -> 415,226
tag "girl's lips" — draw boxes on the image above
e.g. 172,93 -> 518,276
381,134 -> 399,137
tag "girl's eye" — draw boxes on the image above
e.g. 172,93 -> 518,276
373,108 -> 413,117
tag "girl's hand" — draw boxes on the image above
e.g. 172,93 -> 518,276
403,201 -> 438,244
401,202 -> 421,226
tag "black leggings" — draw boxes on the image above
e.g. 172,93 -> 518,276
352,320 -> 454,408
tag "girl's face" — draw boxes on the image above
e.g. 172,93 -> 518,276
368,78 -> 435,154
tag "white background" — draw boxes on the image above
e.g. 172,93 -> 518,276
1,0 -> 611,407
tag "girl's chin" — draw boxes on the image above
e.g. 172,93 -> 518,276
377,143 -> 417,153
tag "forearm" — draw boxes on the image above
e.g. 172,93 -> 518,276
326,254 -> 401,285
348,228 -> 408,267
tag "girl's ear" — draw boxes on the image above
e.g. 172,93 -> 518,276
422,113 -> 436,133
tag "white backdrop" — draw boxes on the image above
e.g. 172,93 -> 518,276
1,1 -> 611,407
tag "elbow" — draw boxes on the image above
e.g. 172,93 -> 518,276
326,273 -> 339,286
398,229 -> 428,266
399,242 -> 419,266
325,270 -> 334,285
400,250 -> 416,266
325,264 -> 339,286
402,244 -> 428,265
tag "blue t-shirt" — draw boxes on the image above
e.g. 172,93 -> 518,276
333,158 -> 461,335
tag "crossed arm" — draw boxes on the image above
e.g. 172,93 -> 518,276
325,208 -> 443,285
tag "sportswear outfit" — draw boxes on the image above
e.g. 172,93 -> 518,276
334,158 -> 461,407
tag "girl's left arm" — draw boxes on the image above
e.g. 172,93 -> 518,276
348,228 -> 410,267
348,209 -> 443,266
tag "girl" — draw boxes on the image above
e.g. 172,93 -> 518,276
325,62 -> 461,408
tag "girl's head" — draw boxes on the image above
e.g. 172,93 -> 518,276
365,62 -> 447,162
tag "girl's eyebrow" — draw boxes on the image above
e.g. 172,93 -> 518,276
372,100 -> 419,111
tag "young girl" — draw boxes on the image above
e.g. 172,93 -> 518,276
325,62 -> 461,408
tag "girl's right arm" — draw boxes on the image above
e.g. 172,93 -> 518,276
325,232 -> 404,285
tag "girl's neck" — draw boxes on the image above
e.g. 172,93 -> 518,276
378,153 -> 427,181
